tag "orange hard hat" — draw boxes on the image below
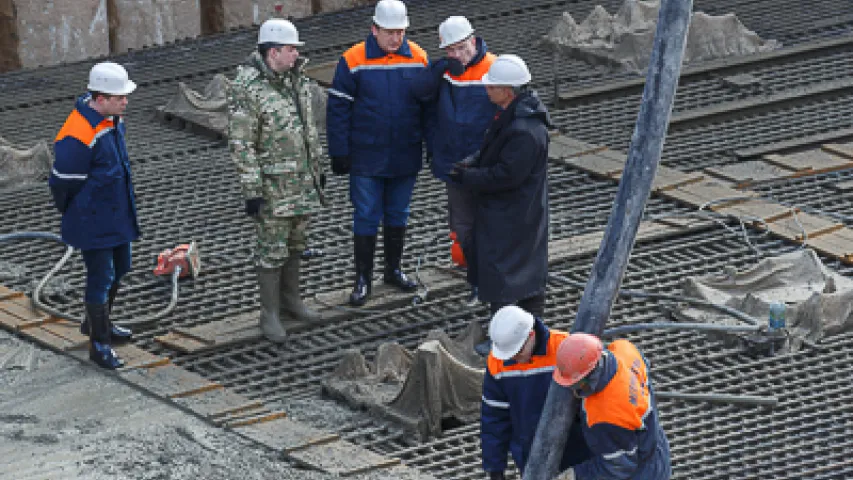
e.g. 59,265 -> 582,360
553,333 -> 604,387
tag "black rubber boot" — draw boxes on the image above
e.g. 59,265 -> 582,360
382,225 -> 417,292
349,235 -> 376,306
280,253 -> 322,323
86,302 -> 124,370
80,282 -> 133,343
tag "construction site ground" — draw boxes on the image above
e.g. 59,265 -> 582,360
3,0 -> 853,478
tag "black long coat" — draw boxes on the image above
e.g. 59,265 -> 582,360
459,92 -> 551,304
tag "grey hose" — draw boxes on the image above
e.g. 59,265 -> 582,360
0,231 -> 179,327
656,390 -> 778,407
547,273 -> 762,325
603,322 -> 764,337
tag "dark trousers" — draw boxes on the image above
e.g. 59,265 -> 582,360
489,292 -> 546,318
81,243 -> 132,304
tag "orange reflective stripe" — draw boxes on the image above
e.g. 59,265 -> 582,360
55,110 -> 114,147
343,40 -> 428,72
583,340 -> 651,431
488,330 -> 567,377
446,52 -> 496,83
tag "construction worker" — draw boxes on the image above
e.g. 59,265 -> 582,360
326,0 -> 430,306
553,333 -> 671,480
49,62 -> 140,369
448,54 -> 550,319
410,16 -> 497,305
227,19 -> 326,343
481,306 -> 592,479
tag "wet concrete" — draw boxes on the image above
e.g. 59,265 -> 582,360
0,330 -> 412,479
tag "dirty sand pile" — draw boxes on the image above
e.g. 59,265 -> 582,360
323,321 -> 487,440
0,136 -> 52,189
158,73 -> 327,136
543,0 -> 780,72
676,249 -> 853,351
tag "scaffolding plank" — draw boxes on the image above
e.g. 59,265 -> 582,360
287,439 -> 400,476
764,150 -> 853,175
705,160 -> 798,187
765,212 -> 844,241
234,417 -> 340,453
119,364 -> 222,399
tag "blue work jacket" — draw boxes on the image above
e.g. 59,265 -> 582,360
326,34 -> 430,177
411,38 -> 498,181
49,94 -> 140,250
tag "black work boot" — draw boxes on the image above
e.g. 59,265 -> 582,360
383,225 -> 417,292
80,282 -> 133,343
350,235 -> 376,306
85,302 -> 124,370
280,253 -> 322,324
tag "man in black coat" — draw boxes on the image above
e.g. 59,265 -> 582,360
449,54 -> 551,319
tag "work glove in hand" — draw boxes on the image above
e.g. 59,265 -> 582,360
245,197 -> 265,217
446,57 -> 465,76
331,156 -> 351,175
488,472 -> 506,480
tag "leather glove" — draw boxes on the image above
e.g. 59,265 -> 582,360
245,197 -> 265,217
446,57 -> 465,76
488,472 -> 506,480
331,156 -> 351,175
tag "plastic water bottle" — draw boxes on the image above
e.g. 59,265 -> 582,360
768,302 -> 786,330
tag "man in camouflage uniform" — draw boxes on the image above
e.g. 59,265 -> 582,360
227,18 -> 325,343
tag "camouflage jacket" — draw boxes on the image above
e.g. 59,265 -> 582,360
227,51 -> 325,217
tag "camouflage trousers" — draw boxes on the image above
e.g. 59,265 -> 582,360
253,214 -> 309,268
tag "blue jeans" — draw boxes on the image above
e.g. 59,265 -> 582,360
349,174 -> 418,235
81,243 -> 132,304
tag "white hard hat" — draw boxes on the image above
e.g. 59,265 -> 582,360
481,54 -> 532,87
258,19 -> 304,46
489,306 -> 535,361
439,16 -> 474,49
373,0 -> 409,29
87,62 -> 136,95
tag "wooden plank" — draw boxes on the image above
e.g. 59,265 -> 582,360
821,142 -> 853,160
765,212 -> 844,241
565,150 -> 627,177
39,320 -> 89,351
287,439 -> 400,476
171,387 -> 263,419
19,326 -> 79,352
612,165 -> 704,192
764,150 -> 853,175
662,180 -> 757,210
157,268 -> 462,354
715,199 -> 798,223
0,296 -> 53,330
223,410 -> 287,428
234,417 -> 340,454
801,232 -> 853,263
548,135 -> 606,160
119,364 -> 222,399
0,285 -> 23,301
704,160 -> 798,187
115,344 -> 171,369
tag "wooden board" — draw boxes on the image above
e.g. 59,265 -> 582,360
38,320 -> 89,351
172,387 -> 263,419
0,294 -> 54,331
234,417 -> 340,453
821,142 -> 853,160
549,135 -> 605,160
801,229 -> 853,263
156,268 -> 462,354
764,150 -> 853,175
119,364 -> 222,399
612,165 -> 705,192
114,344 -> 170,369
287,439 -> 400,476
705,160 -> 798,187
714,199 -> 798,223
565,150 -> 627,177
765,212 -> 844,241
663,180 -> 758,210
